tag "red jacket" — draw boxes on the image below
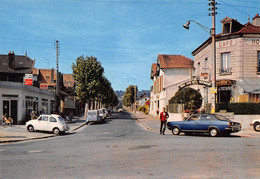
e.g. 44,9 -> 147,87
160,112 -> 169,121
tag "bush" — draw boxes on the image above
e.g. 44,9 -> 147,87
216,103 -> 260,114
138,105 -> 149,114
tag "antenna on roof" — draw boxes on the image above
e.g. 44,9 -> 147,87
247,9 -> 250,22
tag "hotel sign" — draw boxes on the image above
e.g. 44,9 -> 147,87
179,80 -> 212,89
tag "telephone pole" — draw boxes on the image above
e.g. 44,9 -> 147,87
209,0 -> 217,113
55,40 -> 60,113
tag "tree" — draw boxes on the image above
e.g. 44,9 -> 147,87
169,87 -> 202,112
123,85 -> 138,107
72,56 -> 104,109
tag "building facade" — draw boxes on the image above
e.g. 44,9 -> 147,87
150,55 -> 194,116
192,13 -> 260,106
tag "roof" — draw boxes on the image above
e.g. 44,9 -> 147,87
157,54 -> 194,69
192,16 -> 260,56
63,74 -> 75,87
235,22 -> 260,34
0,53 -> 35,74
33,68 -> 56,86
237,78 -> 260,94
150,63 -> 158,79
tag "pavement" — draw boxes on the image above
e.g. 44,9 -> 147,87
127,110 -> 260,138
0,116 -> 86,144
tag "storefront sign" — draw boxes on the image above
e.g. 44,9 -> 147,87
218,40 -> 235,48
24,78 -> 33,86
179,80 -> 212,89
40,84 -> 48,90
24,74 -> 33,86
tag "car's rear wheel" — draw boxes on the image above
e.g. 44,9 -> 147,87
53,128 -> 60,135
209,128 -> 219,137
27,125 -> 34,132
253,122 -> 260,132
172,126 -> 180,135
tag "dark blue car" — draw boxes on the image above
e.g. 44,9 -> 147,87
167,114 -> 241,137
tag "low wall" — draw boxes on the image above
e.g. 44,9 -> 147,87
168,113 -> 259,130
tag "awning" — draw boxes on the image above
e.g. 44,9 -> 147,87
237,78 -> 260,94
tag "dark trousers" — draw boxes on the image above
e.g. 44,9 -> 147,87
160,120 -> 167,134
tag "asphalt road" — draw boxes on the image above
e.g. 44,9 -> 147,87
0,112 -> 260,179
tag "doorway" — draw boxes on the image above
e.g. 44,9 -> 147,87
3,99 -> 18,124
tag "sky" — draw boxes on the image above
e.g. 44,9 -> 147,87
0,0 -> 259,91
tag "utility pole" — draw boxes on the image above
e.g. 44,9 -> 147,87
55,40 -> 60,113
209,0 -> 217,113
134,85 -> 136,114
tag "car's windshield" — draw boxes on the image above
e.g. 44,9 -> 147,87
211,114 -> 231,122
88,111 -> 97,115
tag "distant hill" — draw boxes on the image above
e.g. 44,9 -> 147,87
115,90 -> 150,100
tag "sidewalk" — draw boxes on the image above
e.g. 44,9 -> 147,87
0,116 -> 86,144
129,110 -> 260,138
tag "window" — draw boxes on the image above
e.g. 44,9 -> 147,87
257,51 -> 260,72
39,116 -> 48,121
50,117 -> 57,122
46,75 -> 50,79
204,58 -> 208,71
197,62 -> 200,76
221,52 -> 231,74
223,23 -> 230,34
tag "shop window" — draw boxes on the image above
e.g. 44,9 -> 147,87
221,52 -> 231,74
42,99 -> 48,114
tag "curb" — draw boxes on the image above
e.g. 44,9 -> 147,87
127,111 -> 159,133
0,122 -> 86,145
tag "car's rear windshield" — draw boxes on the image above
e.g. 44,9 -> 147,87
212,114 -> 231,122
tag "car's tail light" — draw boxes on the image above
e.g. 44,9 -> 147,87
228,122 -> 231,127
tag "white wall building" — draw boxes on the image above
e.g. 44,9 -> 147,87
192,14 -> 260,106
150,55 -> 194,117
0,81 -> 55,124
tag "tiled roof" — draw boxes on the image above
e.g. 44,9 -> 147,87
0,53 -> 35,74
33,68 -> 56,86
235,22 -> 260,34
63,74 -> 75,87
158,54 -> 194,69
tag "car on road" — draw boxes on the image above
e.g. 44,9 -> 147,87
98,109 -> 106,120
85,110 -> 101,124
117,108 -> 123,112
26,114 -> 70,135
250,119 -> 260,132
167,113 -> 242,137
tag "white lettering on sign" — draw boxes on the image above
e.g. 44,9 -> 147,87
218,40 -> 234,48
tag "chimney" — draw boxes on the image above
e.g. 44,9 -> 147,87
253,13 -> 260,26
8,51 -> 15,70
25,51 -> 27,57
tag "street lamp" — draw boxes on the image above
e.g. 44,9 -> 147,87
183,18 -> 216,113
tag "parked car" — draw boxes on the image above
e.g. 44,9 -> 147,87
98,109 -> 106,120
85,110 -> 101,124
117,108 -> 123,112
250,119 -> 260,132
167,113 -> 242,137
100,108 -> 109,118
26,114 -> 70,135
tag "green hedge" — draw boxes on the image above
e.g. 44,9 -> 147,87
216,103 -> 260,114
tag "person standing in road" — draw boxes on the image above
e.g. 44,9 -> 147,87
160,107 -> 169,135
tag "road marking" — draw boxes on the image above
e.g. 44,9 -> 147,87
27,150 -> 43,154
0,149 -> 6,152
